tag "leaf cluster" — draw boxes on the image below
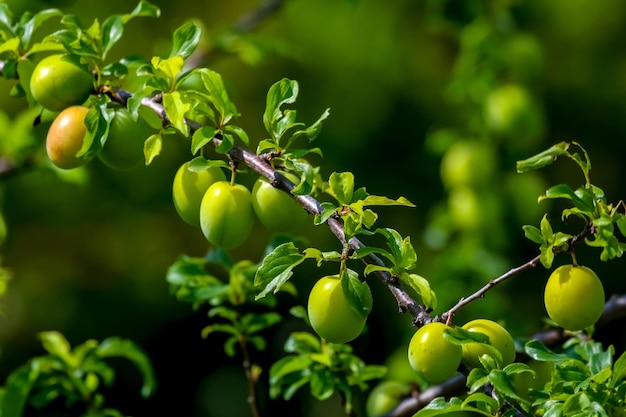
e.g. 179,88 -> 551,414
269,330 -> 386,414
518,142 -> 626,265
0,331 -> 155,417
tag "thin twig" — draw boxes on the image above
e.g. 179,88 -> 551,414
383,293 -> 626,417
442,255 -> 542,321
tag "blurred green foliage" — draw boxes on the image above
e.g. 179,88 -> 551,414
0,0 -> 626,416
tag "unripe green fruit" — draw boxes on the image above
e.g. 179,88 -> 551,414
461,319 -> 516,368
98,108 -> 152,170
251,172 -> 307,232
365,381 -> 409,417
199,181 -> 254,249
46,105 -> 91,169
484,84 -> 544,146
408,322 -> 462,384
30,54 -> 93,112
544,265 -> 604,331
307,275 -> 366,344
172,162 -> 227,226
440,141 -> 496,189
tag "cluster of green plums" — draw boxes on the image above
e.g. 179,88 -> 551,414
171,163 -> 308,249
405,264 -> 604,385
31,53 -> 152,171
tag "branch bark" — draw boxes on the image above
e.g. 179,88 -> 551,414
109,88 -> 432,326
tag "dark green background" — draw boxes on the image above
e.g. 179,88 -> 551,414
1,0 -> 625,416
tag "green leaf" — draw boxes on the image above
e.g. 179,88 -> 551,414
284,332 -> 321,354
191,126 -> 218,154
525,339 -> 569,361
199,69 -> 237,124
97,337 -> 157,398
187,156 -> 229,172
1,364 -> 37,417
101,15 -> 123,56
143,133 -> 162,165
223,124 -> 249,146
540,183 -> 593,213
128,0 -> 161,20
21,9 -> 62,49
328,171 -> 354,205
81,103 -> 112,159
362,195 -> 415,207
611,350 -> 626,387
489,369 -> 524,402
516,142 -> 570,173
376,228 -> 417,271
162,91 -> 190,135
310,369 -> 335,400
254,242 -> 305,299
283,158 -> 315,195
152,55 -> 184,81
216,132 -> 235,154
341,268 -> 372,320
169,21 -> 201,59
263,78 -> 298,139
403,273 -> 437,310
523,225 -> 544,245
39,331 -> 73,365
286,107 -> 330,147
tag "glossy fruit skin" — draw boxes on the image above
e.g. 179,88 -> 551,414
251,172 -> 307,232
199,181 -> 254,249
307,275 -> 366,344
98,108 -> 151,170
365,380 -> 409,417
173,162 -> 227,226
30,54 -> 93,112
461,319 -> 516,368
408,322 -> 462,384
46,105 -> 90,169
544,265 -> 605,331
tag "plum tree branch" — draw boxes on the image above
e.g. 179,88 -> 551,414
442,225 -> 595,322
442,254 -> 542,322
110,88 -> 432,326
382,374 -> 467,417
385,293 -> 626,417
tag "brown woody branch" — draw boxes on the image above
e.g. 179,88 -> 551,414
442,225 -> 596,322
110,88 -> 432,326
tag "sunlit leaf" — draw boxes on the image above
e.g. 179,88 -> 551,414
254,242 -> 305,299
169,20 -> 201,59
143,133 -> 162,165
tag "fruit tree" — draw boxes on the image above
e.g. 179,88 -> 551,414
0,1 -> 625,417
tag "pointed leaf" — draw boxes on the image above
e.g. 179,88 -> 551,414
254,242 -> 305,299
101,15 -> 124,56
263,78 -> 298,137
516,142 -> 570,173
162,91 -> 190,135
169,21 -> 201,59
191,126 -> 218,154
362,195 -> 415,207
341,268 -> 372,320
328,171 -> 355,205
97,337 -> 157,398
143,133 -> 162,165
